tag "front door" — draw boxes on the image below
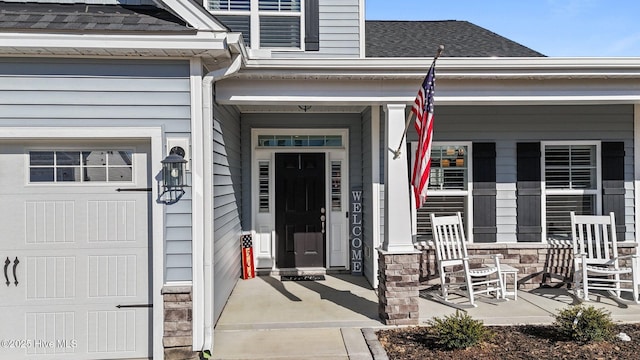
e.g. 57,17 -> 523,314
0,140 -> 151,360
275,153 -> 325,268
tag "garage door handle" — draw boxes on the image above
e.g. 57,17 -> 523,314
116,188 -> 152,192
3,257 -> 9,287
12,257 -> 19,286
116,304 -> 153,308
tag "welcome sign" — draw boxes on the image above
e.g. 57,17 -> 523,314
350,187 -> 363,275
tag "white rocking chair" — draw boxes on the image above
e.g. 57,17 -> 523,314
570,212 -> 639,303
430,212 -> 505,307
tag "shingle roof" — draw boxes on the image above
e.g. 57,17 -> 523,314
366,20 -> 544,57
0,1 -> 193,33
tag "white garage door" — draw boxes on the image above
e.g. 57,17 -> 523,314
0,140 -> 151,360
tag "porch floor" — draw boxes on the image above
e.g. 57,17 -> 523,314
212,274 -> 640,359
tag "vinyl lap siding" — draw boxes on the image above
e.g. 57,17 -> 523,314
0,57 -> 193,280
271,0 -> 361,58
406,105 -> 634,242
213,104 -> 243,323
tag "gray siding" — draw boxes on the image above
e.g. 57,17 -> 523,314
212,104 -> 243,323
0,57 -> 193,280
406,105 -> 635,242
241,112 -> 363,233
271,0 -> 361,58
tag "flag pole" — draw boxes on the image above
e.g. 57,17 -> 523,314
392,44 -> 444,160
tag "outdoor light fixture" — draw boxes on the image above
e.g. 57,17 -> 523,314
160,146 -> 187,205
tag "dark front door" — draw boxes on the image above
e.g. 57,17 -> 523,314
275,153 -> 326,268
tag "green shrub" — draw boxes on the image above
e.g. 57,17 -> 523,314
428,310 -> 493,350
553,304 -> 614,342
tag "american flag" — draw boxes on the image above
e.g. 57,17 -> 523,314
411,61 -> 436,209
241,234 -> 252,248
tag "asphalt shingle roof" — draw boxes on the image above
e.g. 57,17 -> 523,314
0,1 -> 193,33
366,20 -> 545,57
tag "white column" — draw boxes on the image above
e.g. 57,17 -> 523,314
370,105 -> 381,288
382,104 -> 415,253
634,104 -> 640,286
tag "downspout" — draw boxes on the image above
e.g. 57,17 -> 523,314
201,53 -> 242,355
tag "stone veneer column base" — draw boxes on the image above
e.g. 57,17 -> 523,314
378,250 -> 420,325
162,286 -> 200,360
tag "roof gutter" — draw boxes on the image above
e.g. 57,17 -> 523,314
200,52 -> 243,357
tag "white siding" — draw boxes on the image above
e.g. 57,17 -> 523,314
0,57 -> 193,281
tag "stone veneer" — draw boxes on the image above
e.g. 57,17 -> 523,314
162,286 -> 200,360
378,250 -> 420,325
416,240 -> 637,289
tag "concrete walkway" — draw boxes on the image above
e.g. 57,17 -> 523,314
212,275 -> 640,359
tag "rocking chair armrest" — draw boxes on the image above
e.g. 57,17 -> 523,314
613,254 -> 639,261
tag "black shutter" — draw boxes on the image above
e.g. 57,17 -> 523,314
602,142 -> 626,240
516,142 -> 542,242
473,143 -> 496,243
305,0 -> 320,51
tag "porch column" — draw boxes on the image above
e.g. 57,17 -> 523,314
634,104 -> 640,286
382,104 -> 414,252
378,103 -> 420,325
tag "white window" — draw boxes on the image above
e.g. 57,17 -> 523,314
29,150 -> 133,183
208,0 -> 302,49
542,142 -> 601,240
412,142 -> 472,240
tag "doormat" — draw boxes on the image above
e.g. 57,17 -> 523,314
281,275 -> 325,281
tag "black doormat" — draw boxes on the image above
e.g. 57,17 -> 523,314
281,275 -> 325,281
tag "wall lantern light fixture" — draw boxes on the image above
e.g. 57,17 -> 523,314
160,146 -> 187,205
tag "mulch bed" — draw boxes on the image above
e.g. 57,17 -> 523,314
377,323 -> 640,360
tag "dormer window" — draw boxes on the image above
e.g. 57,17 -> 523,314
208,0 -> 303,50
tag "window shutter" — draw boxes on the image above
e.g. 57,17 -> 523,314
472,143 -> 496,243
305,0 -> 319,51
602,142 -> 625,240
517,142 -> 542,242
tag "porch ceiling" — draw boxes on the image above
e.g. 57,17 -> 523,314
235,105 -> 368,113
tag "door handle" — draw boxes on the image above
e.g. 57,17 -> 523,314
12,257 -> 19,286
320,215 -> 326,234
3,257 -> 9,287
4,257 -> 19,287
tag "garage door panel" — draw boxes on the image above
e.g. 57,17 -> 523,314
0,304 -> 150,359
0,141 -> 151,360
4,195 -> 148,249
